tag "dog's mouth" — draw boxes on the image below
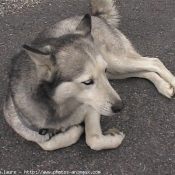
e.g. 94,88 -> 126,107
100,111 -> 119,117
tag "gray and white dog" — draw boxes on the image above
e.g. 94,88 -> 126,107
3,0 -> 175,151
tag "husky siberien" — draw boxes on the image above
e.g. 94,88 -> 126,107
3,0 -> 175,151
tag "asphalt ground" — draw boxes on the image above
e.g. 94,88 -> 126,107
0,0 -> 175,174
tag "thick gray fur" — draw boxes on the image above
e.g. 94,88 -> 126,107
3,0 -> 175,151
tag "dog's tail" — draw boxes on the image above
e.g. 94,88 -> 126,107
90,0 -> 120,28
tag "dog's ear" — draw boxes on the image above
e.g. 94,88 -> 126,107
76,14 -> 92,36
23,44 -> 55,81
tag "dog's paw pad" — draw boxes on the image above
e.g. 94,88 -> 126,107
104,128 -> 122,136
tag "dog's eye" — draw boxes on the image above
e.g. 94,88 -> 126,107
105,68 -> 107,73
82,79 -> 94,85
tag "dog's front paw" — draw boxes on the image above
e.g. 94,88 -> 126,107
86,128 -> 125,151
104,128 -> 125,148
104,128 -> 125,138
104,128 -> 120,135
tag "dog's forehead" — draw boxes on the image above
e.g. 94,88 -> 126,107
80,55 -> 107,79
86,55 -> 107,71
53,37 -> 104,81
96,55 -> 107,68
55,46 -> 91,81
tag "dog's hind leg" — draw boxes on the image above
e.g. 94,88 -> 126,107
85,109 -> 125,150
108,71 -> 174,98
106,55 -> 175,98
37,125 -> 84,151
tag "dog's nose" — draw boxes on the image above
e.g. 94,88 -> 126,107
111,101 -> 124,113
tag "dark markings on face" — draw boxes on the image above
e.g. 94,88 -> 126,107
30,33 -> 96,121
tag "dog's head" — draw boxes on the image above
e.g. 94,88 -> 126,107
24,14 -> 123,116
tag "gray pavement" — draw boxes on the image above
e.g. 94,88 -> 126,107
0,0 -> 175,174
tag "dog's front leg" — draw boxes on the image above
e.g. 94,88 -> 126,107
37,125 -> 84,151
85,109 -> 125,151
